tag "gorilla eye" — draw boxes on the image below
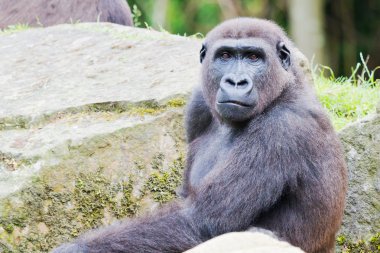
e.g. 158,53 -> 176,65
221,52 -> 232,60
248,54 -> 258,61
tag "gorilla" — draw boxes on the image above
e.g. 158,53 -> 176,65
52,18 -> 347,253
0,0 -> 133,29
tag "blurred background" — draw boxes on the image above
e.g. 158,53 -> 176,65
127,0 -> 380,78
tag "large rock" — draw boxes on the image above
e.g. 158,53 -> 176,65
0,23 -> 200,252
338,110 -> 380,240
185,232 -> 304,253
0,0 -> 133,29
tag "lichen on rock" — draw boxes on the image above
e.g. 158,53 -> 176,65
0,22 -> 196,252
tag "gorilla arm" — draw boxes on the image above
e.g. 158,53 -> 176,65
190,142 -> 295,237
180,87 -> 213,198
184,86 -> 213,143
52,203 -> 202,253
52,128 -> 301,253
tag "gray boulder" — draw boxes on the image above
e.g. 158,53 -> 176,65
338,110 -> 380,240
0,23 -> 200,252
185,232 -> 305,253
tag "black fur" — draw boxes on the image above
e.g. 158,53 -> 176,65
52,18 -> 347,253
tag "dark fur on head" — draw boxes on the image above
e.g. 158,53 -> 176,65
52,18 -> 347,253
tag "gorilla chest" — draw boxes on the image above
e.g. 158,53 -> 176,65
189,131 -> 232,188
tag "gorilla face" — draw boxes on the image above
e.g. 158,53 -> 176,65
200,34 -> 291,123
212,38 -> 266,122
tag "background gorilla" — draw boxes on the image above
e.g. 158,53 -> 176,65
53,18 -> 347,253
0,0 -> 133,29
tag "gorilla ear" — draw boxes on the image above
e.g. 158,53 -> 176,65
200,44 -> 207,63
277,42 -> 291,70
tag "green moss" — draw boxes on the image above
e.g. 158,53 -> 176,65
1,97 -> 187,131
0,153 -> 19,171
0,182 -> 68,252
0,152 -> 39,171
166,98 -> 186,108
0,108 -> 185,252
129,107 -> 162,116
151,153 -> 165,170
74,169 -> 141,229
0,170 -> 142,252
128,98 -> 187,116
0,200 -> 28,230
336,233 -> 380,253
3,224 -> 14,234
0,240 -> 14,253
144,154 -> 184,204
115,182 -> 140,218
134,160 -> 146,170
74,170 -> 114,229
0,116 -> 30,130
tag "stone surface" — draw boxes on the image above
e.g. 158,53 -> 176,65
0,23 -> 200,123
0,23 -> 200,252
185,232 -> 305,253
0,23 -> 200,197
338,112 -> 380,240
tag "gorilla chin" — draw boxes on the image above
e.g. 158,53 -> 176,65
216,101 -> 256,122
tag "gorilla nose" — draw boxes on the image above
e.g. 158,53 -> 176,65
220,74 -> 253,94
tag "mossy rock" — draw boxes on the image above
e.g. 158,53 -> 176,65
0,22 -> 198,252
338,113 -> 380,242
0,110 -> 187,252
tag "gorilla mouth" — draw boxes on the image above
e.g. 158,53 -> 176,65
218,100 -> 253,107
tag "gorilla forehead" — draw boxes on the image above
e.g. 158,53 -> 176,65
208,37 -> 273,55
205,18 -> 290,46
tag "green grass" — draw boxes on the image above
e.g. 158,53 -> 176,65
314,55 -> 380,130
0,23 -> 30,34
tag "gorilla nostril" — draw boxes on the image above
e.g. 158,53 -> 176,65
221,75 -> 252,90
237,79 -> 248,86
226,78 -> 235,86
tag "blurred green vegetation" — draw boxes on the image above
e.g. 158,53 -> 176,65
128,0 -> 221,35
127,0 -> 380,78
127,0 -> 289,35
